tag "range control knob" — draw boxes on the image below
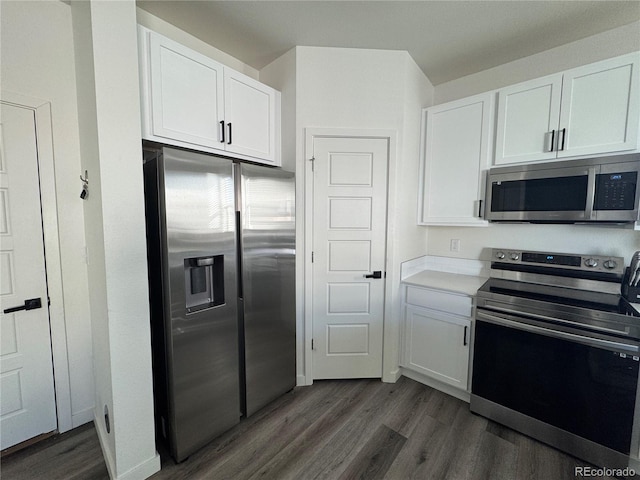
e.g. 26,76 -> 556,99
495,251 -> 506,260
584,258 -> 598,268
603,259 -> 617,270
509,252 -> 520,261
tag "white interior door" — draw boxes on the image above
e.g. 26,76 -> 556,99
311,136 -> 388,379
0,103 -> 57,450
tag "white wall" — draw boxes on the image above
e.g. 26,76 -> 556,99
0,0 -> 94,429
429,22 -> 640,265
289,46 -> 433,382
435,20 -> 640,104
260,48 -> 297,172
136,8 -> 259,80
72,1 -> 159,478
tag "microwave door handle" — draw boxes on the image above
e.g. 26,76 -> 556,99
585,166 -> 597,220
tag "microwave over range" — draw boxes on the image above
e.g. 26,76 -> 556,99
485,154 -> 640,224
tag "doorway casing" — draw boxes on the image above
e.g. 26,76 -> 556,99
1,90 -> 73,434
302,127 -> 401,386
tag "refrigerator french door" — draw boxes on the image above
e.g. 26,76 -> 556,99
143,145 -> 295,462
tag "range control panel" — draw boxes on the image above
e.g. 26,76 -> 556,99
492,248 -> 625,275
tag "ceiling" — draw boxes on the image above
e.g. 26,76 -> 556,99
136,1 -> 640,85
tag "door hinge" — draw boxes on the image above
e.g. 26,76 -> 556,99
48,296 -> 51,306
312,251 -> 314,263
309,156 -> 315,172
312,339 -> 315,350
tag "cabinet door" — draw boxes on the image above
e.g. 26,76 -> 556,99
224,70 -> 277,164
404,305 -> 470,390
149,32 -> 225,149
494,74 -> 562,165
558,53 -> 639,158
419,92 -> 494,225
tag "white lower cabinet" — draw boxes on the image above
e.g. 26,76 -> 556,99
401,286 -> 472,393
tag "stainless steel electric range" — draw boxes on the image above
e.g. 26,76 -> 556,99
471,248 -> 640,471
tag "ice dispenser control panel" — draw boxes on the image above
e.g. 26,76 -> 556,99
184,255 -> 225,313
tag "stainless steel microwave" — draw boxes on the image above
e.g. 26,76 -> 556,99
485,154 -> 640,223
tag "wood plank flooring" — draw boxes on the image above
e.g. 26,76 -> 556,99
1,377 -> 619,479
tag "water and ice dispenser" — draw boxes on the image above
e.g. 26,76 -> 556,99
184,255 -> 225,313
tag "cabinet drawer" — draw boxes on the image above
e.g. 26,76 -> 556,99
405,286 -> 472,317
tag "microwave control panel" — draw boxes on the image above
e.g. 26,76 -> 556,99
594,171 -> 637,211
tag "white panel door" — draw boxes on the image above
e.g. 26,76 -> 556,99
312,136 -> 388,379
494,73 -> 563,165
149,31 -> 225,149
0,103 -> 57,450
224,70 -> 277,164
558,53 -> 639,158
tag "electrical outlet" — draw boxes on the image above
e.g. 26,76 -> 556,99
450,239 -> 461,252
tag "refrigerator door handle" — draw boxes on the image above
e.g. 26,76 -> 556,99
236,210 -> 244,299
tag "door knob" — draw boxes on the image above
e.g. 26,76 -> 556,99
3,297 -> 42,314
364,271 -> 382,279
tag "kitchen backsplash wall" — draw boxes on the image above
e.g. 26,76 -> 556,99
427,224 -> 640,265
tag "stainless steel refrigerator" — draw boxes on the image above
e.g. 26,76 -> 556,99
143,145 -> 295,462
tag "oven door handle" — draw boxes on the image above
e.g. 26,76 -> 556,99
482,303 -> 631,336
476,310 -> 639,354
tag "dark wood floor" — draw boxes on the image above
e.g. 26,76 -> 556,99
1,377 -> 618,479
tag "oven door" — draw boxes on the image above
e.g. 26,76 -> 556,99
472,309 -> 639,457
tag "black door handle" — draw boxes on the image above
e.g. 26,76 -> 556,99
364,271 -> 382,279
3,297 -> 42,314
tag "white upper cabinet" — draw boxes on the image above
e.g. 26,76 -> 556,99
224,69 -> 277,162
494,74 -> 562,165
148,31 -> 225,149
418,91 -> 494,226
558,56 -> 639,159
138,27 -> 281,166
495,52 -> 639,165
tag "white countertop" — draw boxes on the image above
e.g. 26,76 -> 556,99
402,270 -> 488,296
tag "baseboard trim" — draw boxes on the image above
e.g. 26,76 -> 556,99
401,368 -> 470,403
71,407 -> 95,430
117,452 -> 160,480
382,368 -> 402,383
296,374 -> 310,386
93,412 -> 160,480
94,413 -> 116,480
